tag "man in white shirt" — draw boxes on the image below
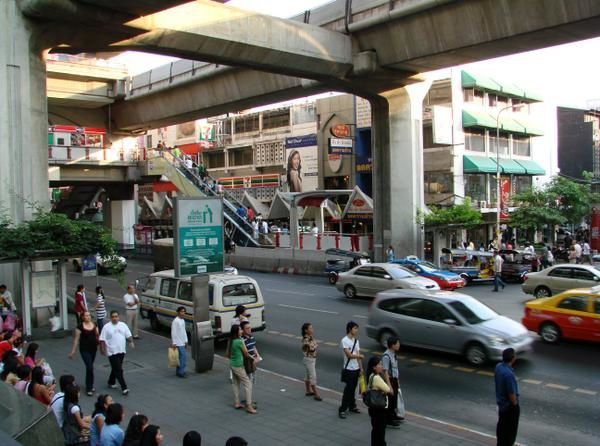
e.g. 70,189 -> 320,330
0,284 -> 16,313
582,241 -> 592,264
99,310 -> 134,395
523,242 -> 535,254
339,321 -> 364,419
574,241 -> 583,264
123,285 -> 140,339
493,251 -> 506,292
171,306 -> 189,378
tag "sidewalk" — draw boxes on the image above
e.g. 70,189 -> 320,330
40,329 -> 497,446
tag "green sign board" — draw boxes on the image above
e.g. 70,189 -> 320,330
174,197 -> 224,276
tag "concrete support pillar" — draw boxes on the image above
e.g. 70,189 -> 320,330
110,200 -> 137,247
371,81 -> 432,262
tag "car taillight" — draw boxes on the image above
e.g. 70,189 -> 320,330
522,274 -> 528,281
524,307 -> 530,317
262,309 -> 265,324
214,315 -> 221,330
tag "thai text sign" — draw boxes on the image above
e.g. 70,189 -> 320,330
174,198 -> 223,276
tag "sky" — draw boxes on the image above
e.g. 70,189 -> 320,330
110,0 -> 600,110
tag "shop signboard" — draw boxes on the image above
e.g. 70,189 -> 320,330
174,197 -> 223,276
500,177 -> 510,220
328,137 -> 353,155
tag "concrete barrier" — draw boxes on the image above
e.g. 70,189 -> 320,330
227,247 -> 327,276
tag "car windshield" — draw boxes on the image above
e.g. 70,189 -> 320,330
387,266 -> 416,279
417,261 -> 438,272
448,298 -> 497,324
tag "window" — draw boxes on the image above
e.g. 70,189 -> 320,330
548,268 -> 572,278
178,282 -> 192,302
371,267 -> 389,279
463,88 -> 484,105
262,109 -> 290,130
379,298 -> 422,318
208,284 -> 214,306
557,296 -> 588,312
205,151 -> 225,169
489,132 -> 509,156
420,300 -> 454,322
146,134 -> 153,148
448,299 -> 497,324
388,266 -> 415,279
424,172 -> 452,194
496,95 -> 508,108
513,136 -> 531,156
222,283 -> 258,307
292,104 -> 316,125
573,268 -> 597,281
594,298 -> 600,314
234,114 -> 260,134
464,130 -> 485,152
229,146 -> 253,166
488,94 -> 497,107
465,174 -> 487,203
513,176 -> 532,194
354,267 -> 372,277
160,279 -> 178,298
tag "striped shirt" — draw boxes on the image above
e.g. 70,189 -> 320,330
243,334 -> 257,357
96,293 -> 107,319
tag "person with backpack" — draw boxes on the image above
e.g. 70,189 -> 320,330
339,321 -> 364,419
381,337 -> 404,428
50,374 -> 76,427
62,383 -> 91,446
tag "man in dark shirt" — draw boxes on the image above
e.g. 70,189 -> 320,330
495,348 -> 520,446
241,321 -> 259,408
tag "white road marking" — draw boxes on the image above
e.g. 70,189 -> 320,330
265,288 -> 315,296
277,304 -> 338,314
574,388 -> 597,396
352,314 -> 368,319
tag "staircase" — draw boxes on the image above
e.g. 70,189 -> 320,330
151,153 -> 271,248
52,185 -> 102,220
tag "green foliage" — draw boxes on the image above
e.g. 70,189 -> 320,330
546,176 -> 590,225
420,199 -> 483,228
0,210 -> 114,260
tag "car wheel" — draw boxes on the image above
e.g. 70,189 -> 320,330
540,322 -> 561,344
150,314 -> 161,331
465,342 -> 488,366
328,273 -> 338,285
344,285 -> 357,299
460,274 -> 471,284
378,330 -> 397,348
534,286 -> 551,298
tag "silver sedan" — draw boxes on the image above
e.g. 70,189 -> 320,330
522,264 -> 600,297
335,263 -> 439,298
366,289 -> 532,365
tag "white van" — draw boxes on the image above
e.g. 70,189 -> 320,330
137,270 -> 266,339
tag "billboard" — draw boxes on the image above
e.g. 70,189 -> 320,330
174,198 -> 224,276
285,134 -> 318,192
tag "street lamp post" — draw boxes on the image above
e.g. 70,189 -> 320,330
495,103 -> 525,245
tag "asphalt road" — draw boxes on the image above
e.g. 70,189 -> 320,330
69,258 -> 600,446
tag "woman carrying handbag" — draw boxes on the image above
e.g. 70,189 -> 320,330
365,356 -> 393,446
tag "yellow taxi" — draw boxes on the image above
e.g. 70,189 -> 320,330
522,286 -> 600,344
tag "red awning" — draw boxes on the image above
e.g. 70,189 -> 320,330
152,182 -> 177,193
178,142 -> 203,155
297,197 -> 326,208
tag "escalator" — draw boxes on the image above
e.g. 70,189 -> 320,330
150,153 -> 271,248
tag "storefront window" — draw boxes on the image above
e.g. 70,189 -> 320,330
513,136 -> 531,156
229,146 -> 253,166
465,174 -> 486,203
513,176 -> 532,194
205,151 -> 225,168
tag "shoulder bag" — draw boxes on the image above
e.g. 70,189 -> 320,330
340,338 -> 357,383
363,374 -> 387,409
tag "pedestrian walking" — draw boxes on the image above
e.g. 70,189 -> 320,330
227,324 -> 256,414
582,240 -> 592,264
366,356 -> 393,446
95,286 -> 107,333
99,311 -> 134,395
62,383 -> 91,446
123,285 -> 140,339
100,403 -> 125,446
301,322 -> 322,401
90,394 -> 113,446
69,311 -> 99,396
386,245 -> 395,262
74,284 -> 88,325
495,348 -> 520,446
381,337 -> 404,427
574,240 -> 582,264
339,321 -> 364,419
171,306 -> 188,378
493,251 -> 505,292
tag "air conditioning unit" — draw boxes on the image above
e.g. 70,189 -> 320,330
479,200 -> 487,209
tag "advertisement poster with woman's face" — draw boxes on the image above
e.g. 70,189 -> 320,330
285,134 -> 318,193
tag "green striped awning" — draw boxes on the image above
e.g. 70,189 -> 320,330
462,110 -> 544,136
461,70 -> 542,102
515,159 -> 546,175
463,155 -> 498,174
493,158 -> 527,174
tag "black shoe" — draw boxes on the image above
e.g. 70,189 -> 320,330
387,421 -> 401,428
393,416 -> 405,422
338,411 -> 347,419
349,407 -> 361,414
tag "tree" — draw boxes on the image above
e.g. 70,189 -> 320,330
419,198 -> 483,228
546,176 -> 591,226
509,188 -> 565,231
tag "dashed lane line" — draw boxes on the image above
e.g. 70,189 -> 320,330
454,367 -> 475,373
324,341 -> 338,347
574,388 -> 597,396
265,288 -> 315,296
352,314 -> 368,319
432,362 -> 451,368
410,358 -> 428,364
521,379 -> 542,385
476,371 -> 495,377
545,383 -> 570,391
277,304 -> 338,314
